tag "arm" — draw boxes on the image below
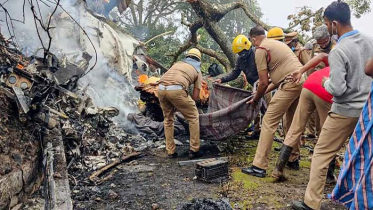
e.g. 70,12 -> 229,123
193,72 -> 203,101
192,87 -> 200,101
365,58 -> 373,77
289,53 -> 329,83
220,59 -> 242,83
324,49 -> 347,97
252,70 -> 270,102
300,53 -> 329,74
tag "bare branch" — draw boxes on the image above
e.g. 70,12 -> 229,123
285,7 -> 324,32
168,17 -> 204,65
144,31 -> 174,45
237,2 -> 271,30
195,44 -> 231,71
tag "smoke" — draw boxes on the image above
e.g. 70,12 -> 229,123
0,0 -> 141,127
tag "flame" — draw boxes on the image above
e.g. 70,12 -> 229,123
138,74 -> 148,84
199,80 -> 209,104
16,64 -> 24,69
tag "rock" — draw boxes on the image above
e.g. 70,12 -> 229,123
110,183 -> 117,188
174,139 -> 183,146
91,186 -> 101,193
157,145 -> 166,149
108,190 -> 118,199
12,153 -> 23,165
129,160 -> 139,165
53,172 -> 62,178
152,203 -> 160,210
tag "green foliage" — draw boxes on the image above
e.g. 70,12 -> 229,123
287,1 -> 371,41
346,0 -> 372,18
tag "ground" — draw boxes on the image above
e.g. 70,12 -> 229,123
66,134 -> 347,210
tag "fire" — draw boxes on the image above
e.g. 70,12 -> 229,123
199,80 -> 210,104
138,74 -> 148,84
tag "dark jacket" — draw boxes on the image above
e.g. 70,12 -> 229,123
221,48 -> 258,86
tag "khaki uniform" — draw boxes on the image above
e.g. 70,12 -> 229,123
158,61 -> 202,154
304,113 -> 358,209
294,43 -> 319,138
253,92 -> 272,132
283,89 -> 331,148
303,40 -> 337,137
252,38 -> 304,169
283,43 -> 314,141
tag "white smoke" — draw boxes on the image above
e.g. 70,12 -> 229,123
1,0 -> 141,126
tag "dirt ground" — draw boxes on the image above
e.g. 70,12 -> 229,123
68,134 -> 347,210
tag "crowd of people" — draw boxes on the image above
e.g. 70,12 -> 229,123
157,0 -> 373,209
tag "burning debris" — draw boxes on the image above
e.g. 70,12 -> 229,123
0,10 -> 154,208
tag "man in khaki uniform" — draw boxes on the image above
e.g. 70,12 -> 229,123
158,48 -> 203,159
292,2 -> 373,209
284,32 -> 319,144
285,32 -> 311,66
242,26 -> 304,178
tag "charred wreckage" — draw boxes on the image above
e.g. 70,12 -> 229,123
0,29 -> 145,209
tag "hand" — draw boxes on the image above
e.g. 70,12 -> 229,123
287,70 -> 302,84
214,79 -> 222,83
322,77 -> 329,88
247,98 -> 258,106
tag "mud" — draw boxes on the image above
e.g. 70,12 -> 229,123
70,138 -> 223,210
68,134 -> 347,210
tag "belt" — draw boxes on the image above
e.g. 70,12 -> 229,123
158,84 -> 183,91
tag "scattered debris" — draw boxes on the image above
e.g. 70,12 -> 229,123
178,157 -> 229,167
178,198 -> 232,210
89,152 -> 142,183
195,159 -> 229,183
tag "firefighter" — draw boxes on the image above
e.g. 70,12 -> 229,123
214,35 -> 271,139
215,35 -> 258,86
158,48 -> 203,159
241,26 -> 304,178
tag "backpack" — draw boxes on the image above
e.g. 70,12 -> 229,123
208,63 -> 224,77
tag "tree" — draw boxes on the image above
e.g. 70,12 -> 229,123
168,0 -> 371,72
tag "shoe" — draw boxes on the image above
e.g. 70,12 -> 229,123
273,137 -> 283,143
272,145 -> 293,181
326,174 -> 337,185
291,201 -> 313,210
168,152 -> 178,158
246,130 -> 260,139
305,134 -> 316,139
326,157 -> 337,184
189,150 -> 203,159
287,159 -> 300,170
241,166 -> 266,178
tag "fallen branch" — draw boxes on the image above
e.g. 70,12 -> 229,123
89,152 -> 142,182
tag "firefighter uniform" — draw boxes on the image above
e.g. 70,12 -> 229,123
251,37 -> 305,170
158,51 -> 202,155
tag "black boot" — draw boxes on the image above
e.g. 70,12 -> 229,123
287,159 -> 300,170
272,145 -> 293,181
326,157 -> 337,184
241,166 -> 266,178
168,152 -> 178,159
189,150 -> 203,159
292,201 -> 313,210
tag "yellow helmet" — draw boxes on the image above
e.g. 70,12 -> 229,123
267,27 -> 285,40
187,48 -> 202,60
232,35 -> 252,54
